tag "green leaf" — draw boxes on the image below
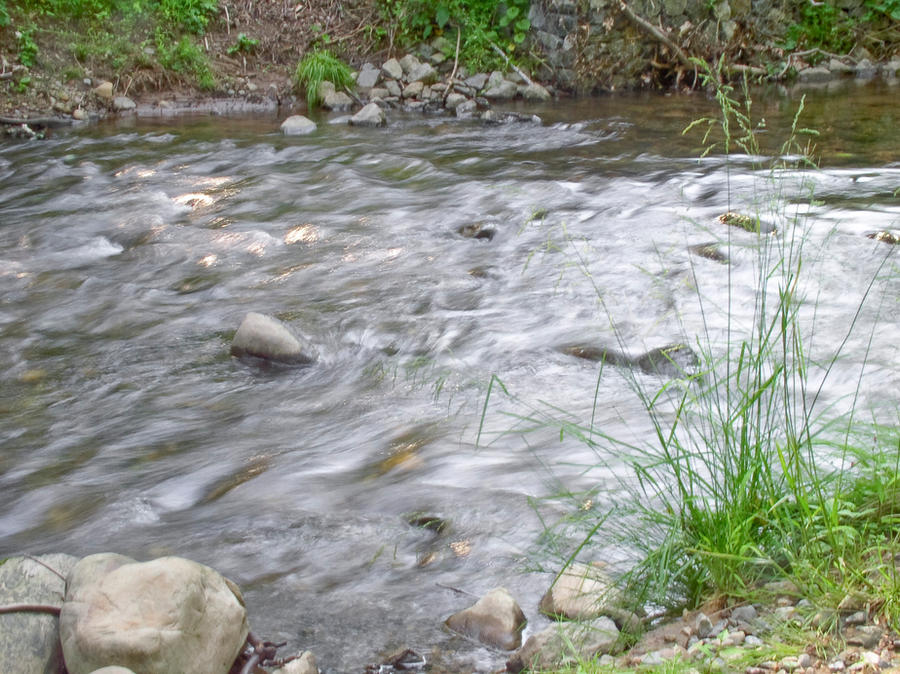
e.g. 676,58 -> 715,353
515,17 -> 531,31
435,4 -> 450,28
506,6 -> 520,19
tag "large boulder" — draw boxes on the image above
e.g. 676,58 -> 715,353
231,312 -> 315,364
445,587 -> 526,650
506,617 -> 620,673
539,562 -> 624,621
349,103 -> 387,128
0,553 -> 79,674
59,554 -> 249,674
280,115 -> 317,136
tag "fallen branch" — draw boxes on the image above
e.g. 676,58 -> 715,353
488,41 -> 536,87
619,1 -> 693,69
442,27 -> 461,105
0,604 -> 62,616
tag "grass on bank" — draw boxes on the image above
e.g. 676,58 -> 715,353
479,63 -> 899,670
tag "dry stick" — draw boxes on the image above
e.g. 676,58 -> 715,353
442,27 -> 462,105
224,3 -> 231,36
619,1 -> 693,69
488,41 -> 536,87
0,604 -> 61,616
24,554 -> 67,582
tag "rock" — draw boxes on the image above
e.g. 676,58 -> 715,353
0,553 -> 79,674
458,223 -> 495,240
855,58 -> 877,79
369,87 -> 389,100
93,81 -> 114,99
464,73 -> 489,90
689,242 -> 729,263
72,108 -> 87,121
506,617 -> 620,673
231,312 -> 315,364
271,651 -> 318,674
382,58 -> 403,80
539,562 -> 623,621
444,587 -> 526,650
455,99 -> 478,118
633,343 -> 699,377
695,612 -> 713,638
60,554 -> 249,674
730,604 -> 758,623
399,54 -> 421,75
322,91 -> 353,111
828,58 -> 854,74
522,83 -> 551,101
317,80 -> 336,100
407,62 -> 438,85
355,64 -> 380,90
846,625 -> 883,649
112,96 -> 135,111
797,66 -> 833,82
280,115 -> 317,135
349,102 -> 386,127
89,668 -> 137,674
402,81 -> 425,98
384,79 -> 403,97
444,92 -> 468,109
484,79 -> 519,99
480,110 -> 541,124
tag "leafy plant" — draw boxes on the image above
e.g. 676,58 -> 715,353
293,49 -> 354,108
227,32 -> 258,56
156,30 -> 215,89
158,0 -> 218,34
783,2 -> 855,54
0,1 -> 10,27
17,28 -> 39,67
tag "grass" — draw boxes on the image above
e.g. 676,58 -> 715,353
293,48 -> 354,109
479,62 -> 899,670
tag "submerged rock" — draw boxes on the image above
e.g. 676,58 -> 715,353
231,312 -> 315,365
445,587 -> 527,650
633,343 -> 699,377
457,222 -> 496,240
717,211 -> 776,234
0,553 -> 79,674
60,553 -> 249,674
867,230 -> 899,245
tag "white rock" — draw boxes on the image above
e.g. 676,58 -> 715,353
231,312 -> 315,364
539,562 -> 623,620
445,587 -> 526,650
349,102 -> 386,127
280,115 -> 317,135
112,96 -> 136,111
60,554 -> 248,674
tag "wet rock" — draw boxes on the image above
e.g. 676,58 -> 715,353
112,96 -> 136,112
407,62 -> 438,85
280,115 -> 317,135
797,66 -> 833,82
457,222 -> 496,240
522,83 -> 552,101
455,99 -> 478,118
506,617 -> 620,672
382,58 -> 403,80
93,81 -> 114,99
271,651 -> 318,674
633,343 -> 699,377
539,562 -> 624,621
484,79 -> 519,100
867,230 -> 899,245
350,102 -> 387,127
364,648 -> 425,673
855,58 -> 877,79
0,553 -> 79,674
322,91 -> 353,111
355,64 -> 381,90
464,73 -> 489,91
445,587 -> 526,650
689,242 -> 729,263
444,92 -> 468,109
718,211 -> 775,233
402,81 -> 425,98
230,312 -> 315,365
481,110 -> 541,124
60,554 -> 249,674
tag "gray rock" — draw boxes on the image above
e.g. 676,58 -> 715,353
317,80 -> 336,101
506,617 -> 619,673
444,587 -> 526,650
355,64 -> 380,90
484,79 -> 519,99
856,58 -> 877,79
522,83 -> 551,101
399,54 -> 421,75
730,604 -> 758,624
0,553 -> 79,674
402,81 -> 424,98
847,625 -> 883,649
539,562 -> 623,620
60,554 -> 249,674
444,92 -> 468,109
384,79 -> 402,97
455,99 -> 478,118
369,87 -> 389,100
349,102 -> 387,127
695,612 -> 713,638
407,62 -> 438,85
633,343 -> 699,377
112,96 -> 136,111
231,312 -> 315,364
828,58 -> 854,74
322,91 -> 353,111
797,66 -> 833,82
381,58 -> 403,80
280,115 -> 317,136
271,651 -> 318,674
464,73 -> 489,91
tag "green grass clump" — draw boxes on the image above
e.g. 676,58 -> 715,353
293,49 -> 354,109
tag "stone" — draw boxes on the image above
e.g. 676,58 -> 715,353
230,312 -> 315,364
280,115 -> 317,135
399,54 -> 421,75
483,79 -> 519,100
72,108 -> 87,120
384,79 -> 402,97
828,58 -> 854,74
464,73 -> 489,90
322,91 -> 353,111
444,587 -> 526,650
539,562 -> 623,621
407,62 -> 438,85
112,96 -> 136,111
271,651 -> 318,674
60,554 -> 249,674
695,612 -> 713,638
316,80 -> 336,101
633,343 -> 699,377
355,64 -> 380,90
0,553 -> 79,674
846,625 -> 883,649
730,604 -> 758,623
93,81 -> 113,99
506,617 -> 620,673
444,92 -> 468,109
369,87 -> 389,99
522,83 -> 551,101
456,99 -> 477,118
89,668 -> 137,674
402,81 -> 424,98
382,58 -> 403,80
797,66 -> 833,82
855,58 -> 877,79
349,102 -> 387,127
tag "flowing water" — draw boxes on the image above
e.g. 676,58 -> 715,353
1,81 -> 898,672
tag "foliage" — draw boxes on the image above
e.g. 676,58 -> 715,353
293,49 -> 354,108
155,31 -> 215,89
158,0 -> 217,34
227,32 -> 258,56
377,0 -> 532,71
0,1 -> 10,27
17,27 -> 40,66
12,0 -> 218,34
783,2 -> 856,54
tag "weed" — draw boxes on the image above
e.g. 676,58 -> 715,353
226,32 -> 258,56
17,28 -> 40,67
293,49 -> 354,108
156,31 -> 215,89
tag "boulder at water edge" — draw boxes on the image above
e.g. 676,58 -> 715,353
349,103 -> 386,127
540,562 -> 623,621
506,617 -> 620,673
59,553 -> 249,674
281,115 -> 317,136
0,553 -> 80,674
445,587 -> 526,650
231,312 -> 315,364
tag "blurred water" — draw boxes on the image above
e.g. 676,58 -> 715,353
0,81 -> 897,672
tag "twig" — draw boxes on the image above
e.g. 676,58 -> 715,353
0,604 -> 61,615
436,582 -> 479,597
488,41 -> 536,87
343,86 -> 364,107
224,3 -> 231,35
619,1 -> 693,69
24,554 -> 67,582
443,27 -> 461,104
